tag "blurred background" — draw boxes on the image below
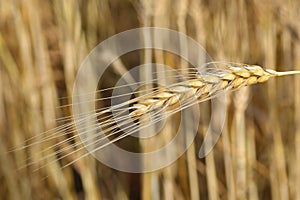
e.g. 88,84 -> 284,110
1,0 -> 300,199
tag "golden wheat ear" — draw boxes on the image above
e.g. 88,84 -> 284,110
130,62 -> 300,117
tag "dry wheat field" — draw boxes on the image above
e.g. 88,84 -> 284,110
1,0 -> 300,200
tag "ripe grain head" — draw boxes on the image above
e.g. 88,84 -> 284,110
130,62 -> 300,117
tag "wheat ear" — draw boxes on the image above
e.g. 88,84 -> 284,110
130,63 -> 300,116
13,62 -> 300,170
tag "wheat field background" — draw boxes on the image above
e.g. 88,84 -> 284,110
1,0 -> 300,199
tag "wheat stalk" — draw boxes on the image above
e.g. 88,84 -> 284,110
130,62 -> 300,117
